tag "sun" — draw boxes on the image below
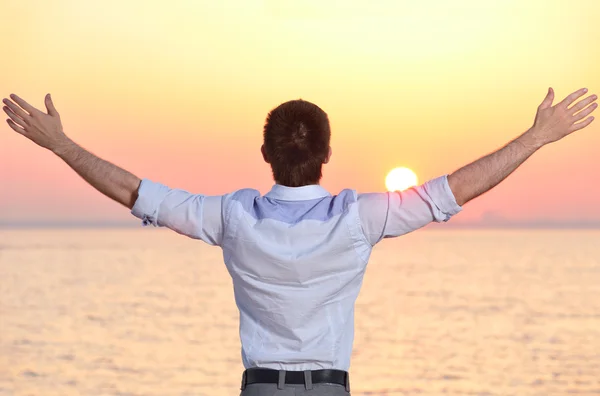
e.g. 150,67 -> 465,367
385,167 -> 419,192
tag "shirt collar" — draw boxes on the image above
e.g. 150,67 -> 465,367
265,184 -> 331,201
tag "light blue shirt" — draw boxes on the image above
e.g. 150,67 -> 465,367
131,175 -> 462,371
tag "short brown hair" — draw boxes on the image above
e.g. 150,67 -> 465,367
263,99 -> 331,187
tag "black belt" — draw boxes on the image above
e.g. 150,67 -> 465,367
241,368 -> 350,391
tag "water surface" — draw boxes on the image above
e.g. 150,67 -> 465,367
1,228 -> 599,395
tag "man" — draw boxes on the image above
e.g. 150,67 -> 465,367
3,87 -> 597,395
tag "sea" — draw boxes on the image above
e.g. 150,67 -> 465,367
1,228 -> 599,396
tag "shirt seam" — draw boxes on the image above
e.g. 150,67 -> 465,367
345,192 -> 370,266
222,195 -> 240,247
368,192 -> 392,246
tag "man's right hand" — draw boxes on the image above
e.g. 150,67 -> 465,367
525,87 -> 597,149
3,92 -> 142,209
3,93 -> 73,154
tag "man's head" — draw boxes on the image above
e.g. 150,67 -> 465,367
262,99 -> 332,187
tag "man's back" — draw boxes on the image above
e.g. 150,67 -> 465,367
130,176 -> 462,371
225,186 -> 366,372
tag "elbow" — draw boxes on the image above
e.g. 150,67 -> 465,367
446,174 -> 468,207
126,178 -> 143,209
454,194 -> 467,207
127,190 -> 139,210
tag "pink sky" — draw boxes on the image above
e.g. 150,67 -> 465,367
1,1 -> 599,227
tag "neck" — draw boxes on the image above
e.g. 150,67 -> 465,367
276,182 -> 320,188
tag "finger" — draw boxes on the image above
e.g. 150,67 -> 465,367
557,88 -> 588,108
2,98 -> 30,121
570,116 -> 595,132
539,87 -> 554,109
569,94 -> 598,114
9,93 -> 38,115
6,118 -> 27,135
44,94 -> 59,117
572,102 -> 598,122
3,106 -> 28,128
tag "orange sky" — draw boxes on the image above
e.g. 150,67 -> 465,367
1,0 -> 599,227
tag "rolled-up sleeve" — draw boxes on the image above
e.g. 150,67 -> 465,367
357,174 -> 462,245
131,178 -> 225,246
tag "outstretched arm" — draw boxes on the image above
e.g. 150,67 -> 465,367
358,87 -> 597,244
3,93 -> 141,208
448,87 -> 597,206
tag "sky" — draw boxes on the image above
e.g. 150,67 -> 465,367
0,0 -> 599,227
